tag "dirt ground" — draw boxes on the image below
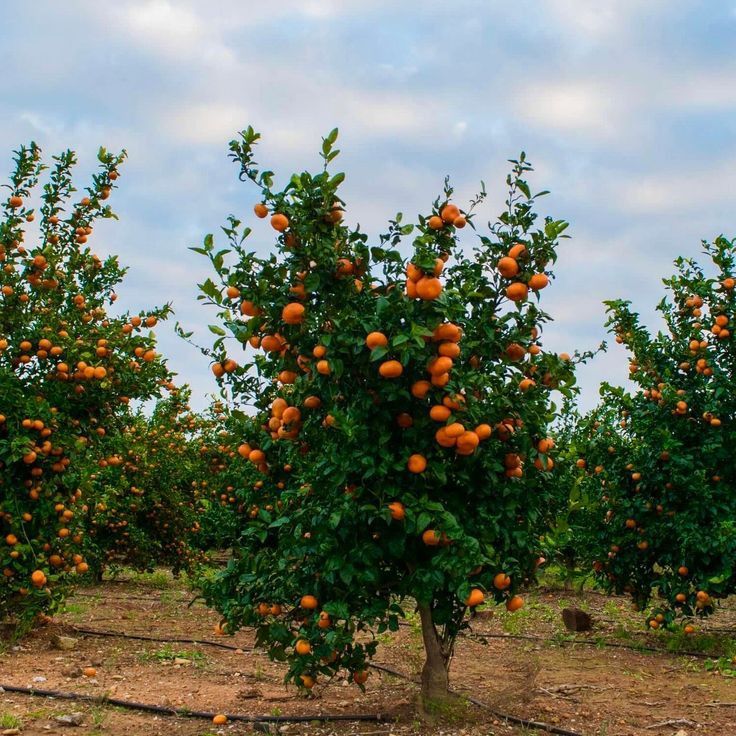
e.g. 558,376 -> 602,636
1,572 -> 735,736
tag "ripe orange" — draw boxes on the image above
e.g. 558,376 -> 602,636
464,588 -> 485,607
411,380 -> 431,399
212,714 -> 228,725
366,331 -> 388,349
31,570 -> 47,587
254,203 -> 268,218
301,594 -> 319,609
316,360 -> 331,375
407,454 -> 427,473
270,213 -> 289,232
416,277 -> 442,300
388,501 -> 405,520
429,405 -> 451,422
506,282 -> 528,302
378,360 -> 403,378
506,595 -> 524,612
528,273 -> 549,291
493,573 -> 510,590
475,423 -> 492,440
295,639 -> 312,655
422,529 -> 440,546
440,204 -> 460,223
282,302 -> 305,325
508,243 -> 526,259
497,257 -> 519,278
428,216 -> 443,230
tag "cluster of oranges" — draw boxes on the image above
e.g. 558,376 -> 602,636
496,243 -> 548,302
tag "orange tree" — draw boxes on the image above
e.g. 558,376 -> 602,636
187,128 -> 579,706
82,389 -> 205,576
0,144 -> 171,631
188,400 -> 250,551
571,237 -> 736,630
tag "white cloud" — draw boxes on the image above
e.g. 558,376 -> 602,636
515,81 -> 622,139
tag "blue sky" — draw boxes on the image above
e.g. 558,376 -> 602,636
2,1 -> 735,410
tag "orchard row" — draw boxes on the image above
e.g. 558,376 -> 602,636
1,132 -> 734,706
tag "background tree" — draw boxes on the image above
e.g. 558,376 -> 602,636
0,144 -> 171,631
571,237 -> 736,630
188,128 -> 582,709
83,389 -> 204,577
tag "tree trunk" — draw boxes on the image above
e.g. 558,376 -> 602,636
417,602 -> 452,712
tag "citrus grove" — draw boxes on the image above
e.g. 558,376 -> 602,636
189,127 -> 583,707
1,131 -> 735,728
569,237 -> 736,632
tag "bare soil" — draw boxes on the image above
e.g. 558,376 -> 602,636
1,573 -> 735,736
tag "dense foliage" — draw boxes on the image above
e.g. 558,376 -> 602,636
571,238 -> 736,630
0,144 -> 172,629
189,128 -> 583,703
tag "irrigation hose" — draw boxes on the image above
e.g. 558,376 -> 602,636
0,684 -> 390,724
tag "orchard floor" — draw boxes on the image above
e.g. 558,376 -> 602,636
1,572 -> 735,736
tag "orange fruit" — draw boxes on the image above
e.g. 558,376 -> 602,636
475,423 -> 492,440
411,380 -> 431,399
433,323 -> 462,342
429,405 -> 451,422
316,360 -> 331,375
407,454 -> 427,473
270,213 -> 289,232
528,273 -> 549,291
505,343 -> 526,361
31,570 -> 47,587
506,282 -> 528,302
438,342 -> 460,358
455,431 -> 479,455
82,667 -> 97,677
428,216 -> 443,230
493,573 -> 511,590
295,639 -> 312,655
440,204 -> 460,223
416,277 -> 442,300
213,714 -> 228,725
378,360 -> 403,378
254,203 -> 268,218
465,588 -> 485,607
435,427 -> 456,447
282,302 -> 305,324
301,594 -> 319,609
422,529 -> 440,546
506,595 -> 524,612
366,331 -> 388,349
497,257 -> 519,278
507,243 -> 526,259
388,501 -> 405,520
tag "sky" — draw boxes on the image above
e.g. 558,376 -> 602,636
1,0 -> 735,411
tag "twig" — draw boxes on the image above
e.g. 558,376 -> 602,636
645,718 -> 698,729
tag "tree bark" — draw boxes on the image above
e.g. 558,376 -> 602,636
417,602 -> 452,712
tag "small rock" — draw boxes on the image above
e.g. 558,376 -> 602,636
111,674 -> 125,681
54,713 -> 84,727
2,728 -> 21,736
238,686 -> 261,699
52,635 -> 78,651
562,607 -> 593,632
173,657 -> 191,665
32,676 -> 48,683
